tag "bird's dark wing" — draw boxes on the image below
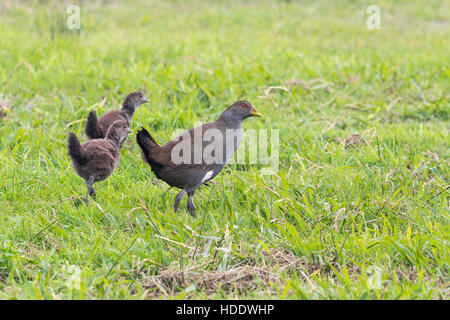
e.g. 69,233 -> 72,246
162,121 -> 224,168
158,165 -> 215,190
143,121 -> 232,189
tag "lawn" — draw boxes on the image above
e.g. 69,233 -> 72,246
0,0 -> 448,299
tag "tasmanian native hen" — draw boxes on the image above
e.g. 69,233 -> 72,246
136,100 -> 262,216
85,91 -> 148,139
68,120 -> 132,205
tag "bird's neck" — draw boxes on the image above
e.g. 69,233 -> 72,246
105,132 -> 122,149
217,111 -> 243,129
121,104 -> 136,121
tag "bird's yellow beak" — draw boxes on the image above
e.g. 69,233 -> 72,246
250,106 -> 262,117
128,128 -> 133,134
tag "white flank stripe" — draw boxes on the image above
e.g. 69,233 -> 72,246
201,170 -> 214,183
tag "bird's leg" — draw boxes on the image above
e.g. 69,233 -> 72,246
84,175 -> 95,206
89,187 -> 97,199
186,191 -> 196,217
173,190 -> 186,213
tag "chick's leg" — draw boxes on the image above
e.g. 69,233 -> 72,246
84,175 -> 95,205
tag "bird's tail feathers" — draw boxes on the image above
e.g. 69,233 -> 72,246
85,110 -> 103,139
136,127 -> 163,173
68,132 -> 88,164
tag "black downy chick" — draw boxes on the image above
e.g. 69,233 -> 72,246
85,91 -> 148,139
68,119 -> 132,205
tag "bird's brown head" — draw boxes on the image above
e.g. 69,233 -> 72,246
105,120 -> 133,147
219,100 -> 262,125
122,91 -> 149,111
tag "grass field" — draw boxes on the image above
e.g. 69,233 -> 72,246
0,0 -> 448,299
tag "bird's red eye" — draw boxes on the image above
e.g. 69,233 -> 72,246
241,103 -> 246,108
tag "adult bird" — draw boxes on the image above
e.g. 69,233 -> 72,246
68,120 -> 132,205
136,100 -> 262,216
85,91 -> 148,139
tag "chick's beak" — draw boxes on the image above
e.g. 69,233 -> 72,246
127,128 -> 133,134
250,106 -> 262,117
142,96 -> 149,103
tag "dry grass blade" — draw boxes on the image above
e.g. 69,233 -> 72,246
143,266 -> 279,298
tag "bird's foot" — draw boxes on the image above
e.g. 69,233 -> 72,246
187,195 -> 196,217
187,192 -> 196,217
187,206 -> 196,217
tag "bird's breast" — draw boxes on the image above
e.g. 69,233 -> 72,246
222,129 -> 241,164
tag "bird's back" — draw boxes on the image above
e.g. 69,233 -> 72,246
72,139 -> 119,182
97,110 -> 128,138
154,120 -> 242,190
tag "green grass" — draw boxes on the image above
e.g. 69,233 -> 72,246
0,0 -> 448,299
